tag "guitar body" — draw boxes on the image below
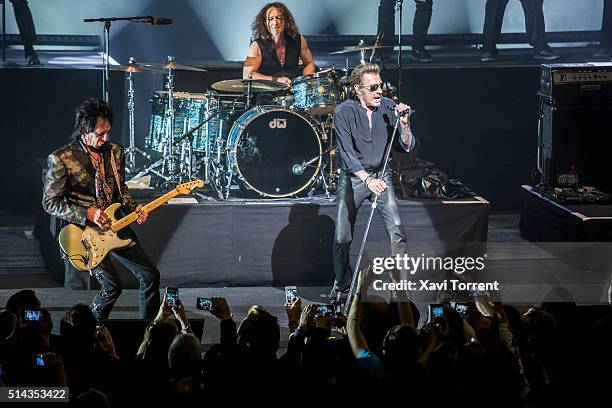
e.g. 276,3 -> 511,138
58,203 -> 133,272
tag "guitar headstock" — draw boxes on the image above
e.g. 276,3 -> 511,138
175,179 -> 205,195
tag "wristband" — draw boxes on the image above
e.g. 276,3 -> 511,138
271,76 -> 278,82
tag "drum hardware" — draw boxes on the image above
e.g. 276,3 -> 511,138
131,56 -> 182,185
124,57 -> 151,174
173,91 -> 249,195
295,145 -> 337,199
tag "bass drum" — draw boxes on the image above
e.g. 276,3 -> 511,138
226,106 -> 322,197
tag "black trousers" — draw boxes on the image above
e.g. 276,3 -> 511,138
602,0 -> 612,48
482,0 -> 548,52
377,0 -> 433,50
332,171 -> 407,295
9,0 -> 37,54
90,241 -> 160,321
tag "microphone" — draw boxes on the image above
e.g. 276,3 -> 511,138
292,163 -> 306,176
147,17 -> 172,25
389,104 -> 415,117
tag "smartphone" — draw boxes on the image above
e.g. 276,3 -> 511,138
285,286 -> 298,304
453,302 -> 469,317
315,304 -> 334,318
196,297 -> 214,312
33,353 -> 45,367
428,304 -> 444,322
166,287 -> 179,308
24,309 -> 42,321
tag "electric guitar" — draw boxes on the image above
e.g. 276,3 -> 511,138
58,179 -> 204,272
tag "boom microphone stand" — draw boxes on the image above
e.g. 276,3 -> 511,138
83,15 -> 172,102
396,0 -> 403,99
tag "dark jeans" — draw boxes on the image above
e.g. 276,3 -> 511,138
332,171 -> 407,295
9,0 -> 37,54
602,0 -> 612,48
90,241 -> 160,321
482,0 -> 548,52
377,0 -> 433,50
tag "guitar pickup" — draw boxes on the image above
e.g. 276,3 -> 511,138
81,239 -> 90,250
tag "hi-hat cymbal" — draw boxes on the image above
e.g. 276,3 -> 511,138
329,44 -> 394,55
211,78 -> 288,93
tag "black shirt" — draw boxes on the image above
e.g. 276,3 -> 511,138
334,97 -> 415,174
255,32 -> 302,79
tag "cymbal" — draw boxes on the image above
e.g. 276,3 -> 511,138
139,59 -> 208,72
329,44 -> 393,55
95,63 -> 151,73
211,79 -> 288,93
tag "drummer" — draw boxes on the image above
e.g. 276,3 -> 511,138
243,2 -> 316,92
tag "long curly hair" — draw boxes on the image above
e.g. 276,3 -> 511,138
251,2 -> 299,40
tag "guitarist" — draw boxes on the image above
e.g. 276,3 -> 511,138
42,97 -> 160,321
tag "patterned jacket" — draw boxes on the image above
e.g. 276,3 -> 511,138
42,140 -> 138,226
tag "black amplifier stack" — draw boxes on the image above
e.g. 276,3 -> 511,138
538,63 -> 612,194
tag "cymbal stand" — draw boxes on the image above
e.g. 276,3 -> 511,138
125,57 -> 151,173
130,56 -> 178,184
164,57 -> 177,176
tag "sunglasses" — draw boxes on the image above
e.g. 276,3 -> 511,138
360,82 -> 384,92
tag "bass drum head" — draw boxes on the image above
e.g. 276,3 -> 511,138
227,107 -> 322,197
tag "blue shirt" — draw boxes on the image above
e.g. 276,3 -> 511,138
334,97 -> 416,174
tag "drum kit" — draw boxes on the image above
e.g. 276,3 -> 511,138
122,42 -> 396,199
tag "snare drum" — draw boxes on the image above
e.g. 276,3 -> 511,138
291,69 -> 344,115
226,106 -> 322,197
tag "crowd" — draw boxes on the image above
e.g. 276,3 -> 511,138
0,277 -> 610,406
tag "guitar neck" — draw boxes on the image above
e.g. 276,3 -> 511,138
111,189 -> 179,232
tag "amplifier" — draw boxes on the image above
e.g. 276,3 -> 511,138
539,63 -> 612,104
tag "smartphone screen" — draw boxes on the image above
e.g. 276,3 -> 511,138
428,304 -> 444,322
24,309 -> 42,321
166,287 -> 179,307
316,304 -> 334,318
34,353 -> 45,367
196,297 -> 214,312
454,302 -> 469,317
285,286 -> 298,304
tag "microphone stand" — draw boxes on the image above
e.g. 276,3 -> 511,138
83,15 -> 169,102
343,109 -> 410,315
396,0 -> 403,100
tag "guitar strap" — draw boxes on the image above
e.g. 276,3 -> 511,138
108,151 -> 123,200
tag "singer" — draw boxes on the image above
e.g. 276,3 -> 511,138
331,62 -> 416,301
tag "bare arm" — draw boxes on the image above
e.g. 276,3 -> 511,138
300,36 -> 316,75
347,267 -> 371,358
347,293 -> 368,358
243,41 -> 265,80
